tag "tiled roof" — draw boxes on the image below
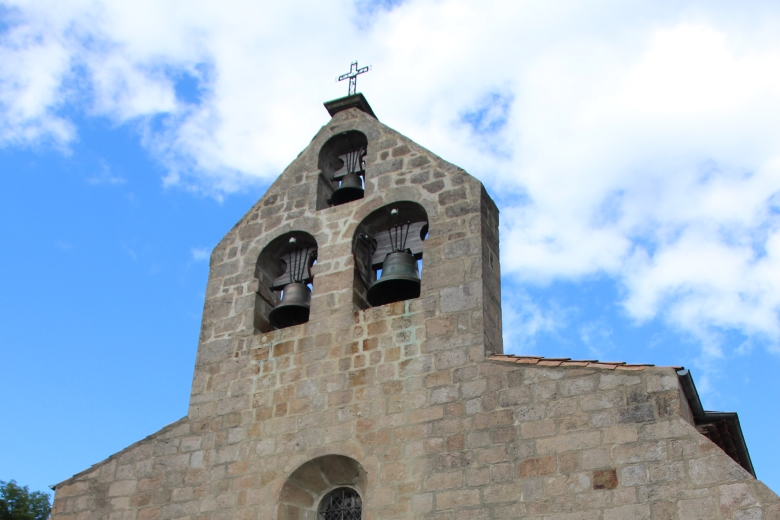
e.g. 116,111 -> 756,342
486,354 -> 682,371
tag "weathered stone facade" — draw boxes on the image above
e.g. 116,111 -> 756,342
52,96 -> 779,520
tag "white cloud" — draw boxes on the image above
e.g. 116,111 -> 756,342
0,9 -> 74,146
122,242 -> 138,261
191,247 -> 210,262
87,161 -> 126,185
501,287 -> 567,354
3,0 -> 780,361
579,321 -> 615,360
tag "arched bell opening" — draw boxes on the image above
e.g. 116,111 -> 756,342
255,231 -> 318,332
277,455 -> 366,520
316,131 -> 368,209
352,201 -> 428,310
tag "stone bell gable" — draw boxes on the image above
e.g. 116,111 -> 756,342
51,95 -> 778,520
191,98 -> 502,422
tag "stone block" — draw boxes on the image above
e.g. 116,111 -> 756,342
613,441 -> 666,465
593,468 -> 618,490
558,414 -> 589,433
600,373 -> 642,390
517,403 -> 546,422
536,431 -> 601,454
108,481 -> 137,497
497,386 -> 531,407
719,483 -> 757,517
689,453 -> 752,486
603,425 -> 638,444
647,461 -> 685,483
677,497 -> 717,520
477,445 -> 511,465
519,456 -> 556,477
638,420 -> 693,440
520,419 -> 556,439
483,482 -> 523,503
434,348 -> 469,370
434,489 -> 480,510
603,504 -> 651,520
646,373 -> 679,393
617,404 -> 655,424
580,390 -> 624,411
735,508 -> 763,520
559,376 -> 596,396
559,452 -> 580,474
439,281 -> 482,313
412,493 -> 433,514
475,409 -> 514,429
619,465 -> 648,486
424,471 -> 462,491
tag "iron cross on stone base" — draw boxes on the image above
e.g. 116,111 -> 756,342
338,61 -> 371,96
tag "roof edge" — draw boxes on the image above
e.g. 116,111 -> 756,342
677,369 -> 755,477
485,356 -> 754,477
52,416 -> 189,489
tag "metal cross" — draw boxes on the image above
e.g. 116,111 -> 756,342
337,61 -> 371,96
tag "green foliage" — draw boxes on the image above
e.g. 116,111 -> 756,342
0,481 -> 51,520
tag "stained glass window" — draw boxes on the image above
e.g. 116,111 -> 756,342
318,487 -> 362,520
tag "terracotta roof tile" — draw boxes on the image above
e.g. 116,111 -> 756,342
587,363 -> 619,370
486,354 -> 671,371
560,361 -> 590,367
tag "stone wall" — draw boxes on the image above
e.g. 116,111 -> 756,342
51,104 -> 779,520
50,357 -> 780,519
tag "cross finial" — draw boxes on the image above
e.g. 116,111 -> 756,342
337,60 -> 371,96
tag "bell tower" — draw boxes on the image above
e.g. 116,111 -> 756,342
187,92 -> 501,516
50,91 -> 780,520
192,91 -> 502,393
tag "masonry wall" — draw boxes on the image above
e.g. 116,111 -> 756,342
50,359 -> 780,520
51,106 -> 779,520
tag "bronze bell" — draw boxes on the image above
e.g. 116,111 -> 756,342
367,251 -> 421,306
330,173 -> 364,206
269,282 -> 311,329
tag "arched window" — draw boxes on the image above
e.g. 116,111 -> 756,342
317,131 -> 368,209
352,201 -> 428,309
277,455 -> 366,520
254,231 -> 317,332
318,488 -> 362,520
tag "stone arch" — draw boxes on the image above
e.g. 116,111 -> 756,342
316,130 -> 369,209
352,200 -> 429,310
255,230 -> 318,332
277,455 -> 367,520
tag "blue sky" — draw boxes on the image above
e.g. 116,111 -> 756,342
2,0 -> 780,497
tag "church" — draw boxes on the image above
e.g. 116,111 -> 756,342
50,89 -> 779,519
